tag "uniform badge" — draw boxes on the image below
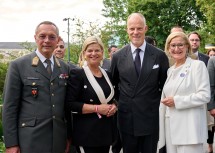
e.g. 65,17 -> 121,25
32,56 -> 39,66
31,87 -> 38,97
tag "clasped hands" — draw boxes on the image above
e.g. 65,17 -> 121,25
96,104 -> 117,117
161,97 -> 175,107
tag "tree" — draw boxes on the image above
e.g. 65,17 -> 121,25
102,0 -> 206,48
65,17 -> 110,64
0,62 -> 8,103
196,0 -> 215,44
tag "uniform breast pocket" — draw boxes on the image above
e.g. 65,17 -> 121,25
19,117 -> 36,128
58,79 -> 67,86
23,78 -> 44,98
23,78 -> 44,87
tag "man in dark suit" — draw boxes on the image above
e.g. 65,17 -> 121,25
102,45 -> 118,70
188,31 -> 211,153
188,31 -> 209,65
110,13 -> 169,153
3,21 -> 70,153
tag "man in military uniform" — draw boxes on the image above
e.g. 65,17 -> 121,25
3,21 -> 70,153
53,37 -> 77,69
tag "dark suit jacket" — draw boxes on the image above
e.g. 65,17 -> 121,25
198,52 -> 209,66
111,44 -> 169,137
66,68 -> 115,147
67,61 -> 78,69
207,57 -> 215,110
3,52 -> 70,153
102,58 -> 111,70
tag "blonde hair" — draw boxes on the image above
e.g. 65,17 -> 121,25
164,32 -> 194,66
78,36 -> 104,67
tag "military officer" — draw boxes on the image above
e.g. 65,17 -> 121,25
2,21 -> 70,153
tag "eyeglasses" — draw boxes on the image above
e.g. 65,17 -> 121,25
37,35 -> 57,41
169,43 -> 186,49
189,39 -> 200,42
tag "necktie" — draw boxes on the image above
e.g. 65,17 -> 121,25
45,59 -> 52,75
134,48 -> 141,76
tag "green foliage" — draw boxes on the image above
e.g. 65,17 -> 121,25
65,44 -> 82,64
0,62 -> 8,100
66,17 -> 111,63
0,102 -> 4,152
196,0 -> 215,44
0,141 -> 5,153
102,0 -> 206,49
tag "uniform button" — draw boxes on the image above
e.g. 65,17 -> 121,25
51,82 -> 54,86
32,82 -> 36,86
53,105 -> 55,107
22,123 -> 25,127
52,93 -> 54,96
53,116 -> 55,119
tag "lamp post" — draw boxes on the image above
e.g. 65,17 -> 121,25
63,18 -> 70,62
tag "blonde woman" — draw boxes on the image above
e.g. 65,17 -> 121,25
158,32 -> 210,153
66,36 -> 117,153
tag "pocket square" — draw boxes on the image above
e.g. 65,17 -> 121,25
152,64 -> 159,69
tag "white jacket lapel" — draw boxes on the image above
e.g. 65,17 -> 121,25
171,58 -> 191,96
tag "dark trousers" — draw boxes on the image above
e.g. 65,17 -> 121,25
111,130 -> 122,153
82,146 -> 110,153
120,131 -> 158,153
70,146 -> 80,153
112,114 -> 122,153
207,126 -> 215,144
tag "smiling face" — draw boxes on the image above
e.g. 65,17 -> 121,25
53,40 -> 65,59
168,36 -> 188,63
127,13 -> 148,47
84,43 -> 103,67
34,24 -> 59,58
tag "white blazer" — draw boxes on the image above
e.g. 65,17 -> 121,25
158,57 -> 210,149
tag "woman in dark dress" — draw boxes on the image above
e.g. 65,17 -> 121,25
66,36 -> 117,153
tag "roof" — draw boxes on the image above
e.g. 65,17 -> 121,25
205,44 -> 215,50
0,42 -> 35,49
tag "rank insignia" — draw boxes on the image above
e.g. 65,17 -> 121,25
31,87 -> 38,97
32,56 -> 39,66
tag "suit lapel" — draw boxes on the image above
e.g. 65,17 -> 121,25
51,57 -> 61,82
123,45 -> 139,82
170,58 -> 191,96
31,53 -> 62,80
139,45 -> 156,82
31,53 -> 50,80
135,45 -> 156,92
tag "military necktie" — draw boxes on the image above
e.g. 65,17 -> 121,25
134,48 -> 141,76
45,59 -> 52,75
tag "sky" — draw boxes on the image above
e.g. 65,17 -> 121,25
0,0 -> 106,42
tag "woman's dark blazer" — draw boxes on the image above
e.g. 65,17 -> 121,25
66,67 -> 115,147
